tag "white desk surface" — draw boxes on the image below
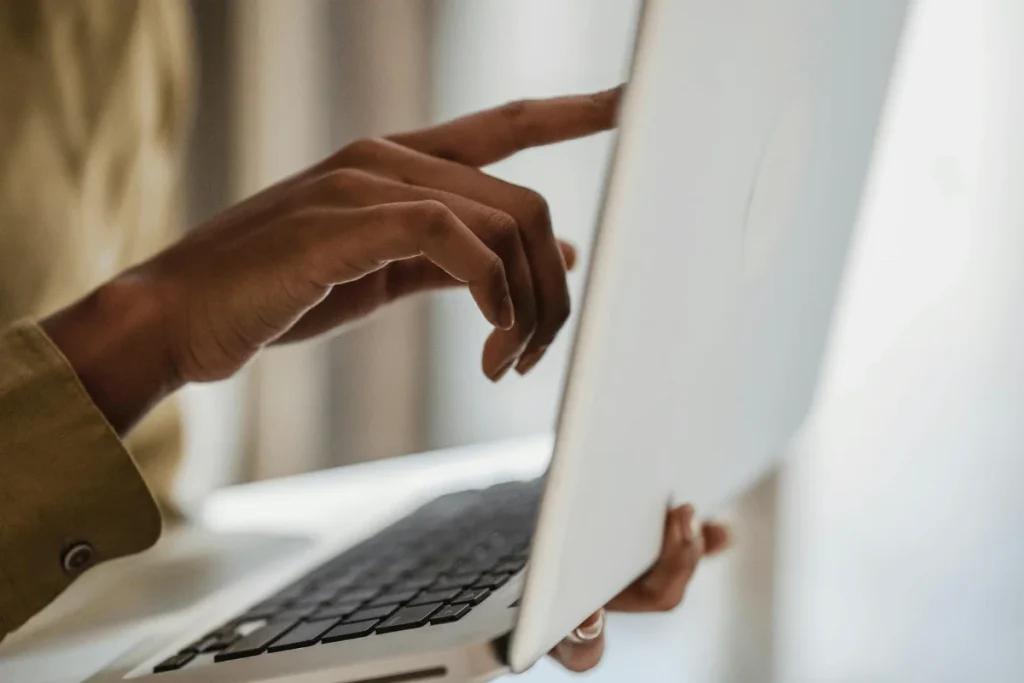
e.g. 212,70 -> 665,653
0,435 -> 693,683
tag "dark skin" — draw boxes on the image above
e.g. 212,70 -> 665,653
41,87 -> 729,673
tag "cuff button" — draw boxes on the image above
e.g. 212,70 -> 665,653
62,542 -> 95,575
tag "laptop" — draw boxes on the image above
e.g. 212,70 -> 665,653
89,1 -> 910,681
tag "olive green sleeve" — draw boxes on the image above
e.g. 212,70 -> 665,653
0,320 -> 162,637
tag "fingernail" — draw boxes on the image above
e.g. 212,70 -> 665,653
689,511 -> 701,543
678,505 -> 696,542
498,295 -> 515,330
576,620 -> 602,641
568,609 -> 605,643
671,516 -> 685,546
516,346 -> 548,375
487,356 -> 516,382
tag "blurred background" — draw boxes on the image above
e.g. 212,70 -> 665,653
166,0 -> 1021,681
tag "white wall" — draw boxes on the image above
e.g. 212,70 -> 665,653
776,1 -> 1024,680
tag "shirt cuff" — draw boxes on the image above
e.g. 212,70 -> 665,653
0,320 -> 162,635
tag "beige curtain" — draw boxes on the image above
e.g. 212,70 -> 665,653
233,0 -> 434,479
180,0 -> 435,489
323,0 -> 434,466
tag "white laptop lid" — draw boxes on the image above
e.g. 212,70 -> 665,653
511,0 -> 910,671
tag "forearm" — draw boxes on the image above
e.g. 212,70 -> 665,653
40,276 -> 180,436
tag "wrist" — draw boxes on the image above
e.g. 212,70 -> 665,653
40,275 -> 181,435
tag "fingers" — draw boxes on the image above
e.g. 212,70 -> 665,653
498,187 -> 566,376
606,505 -> 707,613
547,508 -> 729,673
277,237 -> 580,345
559,241 -> 578,271
703,521 -> 732,557
341,140 -> 571,378
388,239 -> 578,300
549,610 -> 606,673
310,201 -> 513,330
277,82 -> 611,371
305,169 -> 539,378
387,86 -> 623,168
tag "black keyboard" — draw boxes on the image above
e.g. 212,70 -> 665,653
153,479 -> 541,674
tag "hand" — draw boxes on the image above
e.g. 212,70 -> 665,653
42,88 -> 620,434
550,505 -> 730,673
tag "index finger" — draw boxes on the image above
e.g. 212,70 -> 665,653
387,86 -> 623,168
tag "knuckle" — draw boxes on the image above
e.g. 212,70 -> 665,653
321,167 -> 368,194
415,198 -> 453,221
515,187 -> 553,231
483,210 -> 520,251
411,199 -> 456,238
498,100 -> 535,150
499,98 -> 529,123
486,253 -> 507,286
336,136 -> 387,164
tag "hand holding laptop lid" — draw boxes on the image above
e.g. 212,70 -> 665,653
17,89 -> 728,667
551,505 -> 729,673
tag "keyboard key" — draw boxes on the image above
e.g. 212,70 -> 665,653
243,600 -> 290,618
451,561 -> 493,575
474,573 -> 511,589
267,618 -> 340,652
214,620 -> 299,661
233,617 -> 270,634
273,605 -> 318,621
193,629 -> 239,653
294,589 -> 337,606
376,604 -> 443,633
367,576 -> 402,590
336,587 -> 379,603
272,586 -> 306,601
409,589 -> 460,606
430,603 -> 472,624
494,561 -> 525,574
320,573 -> 360,591
432,573 -> 480,590
452,589 -> 490,606
395,577 -> 435,591
153,651 -> 196,673
204,479 -> 541,645
311,601 -> 363,620
345,605 -> 399,623
370,589 -> 419,607
321,620 -> 378,643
